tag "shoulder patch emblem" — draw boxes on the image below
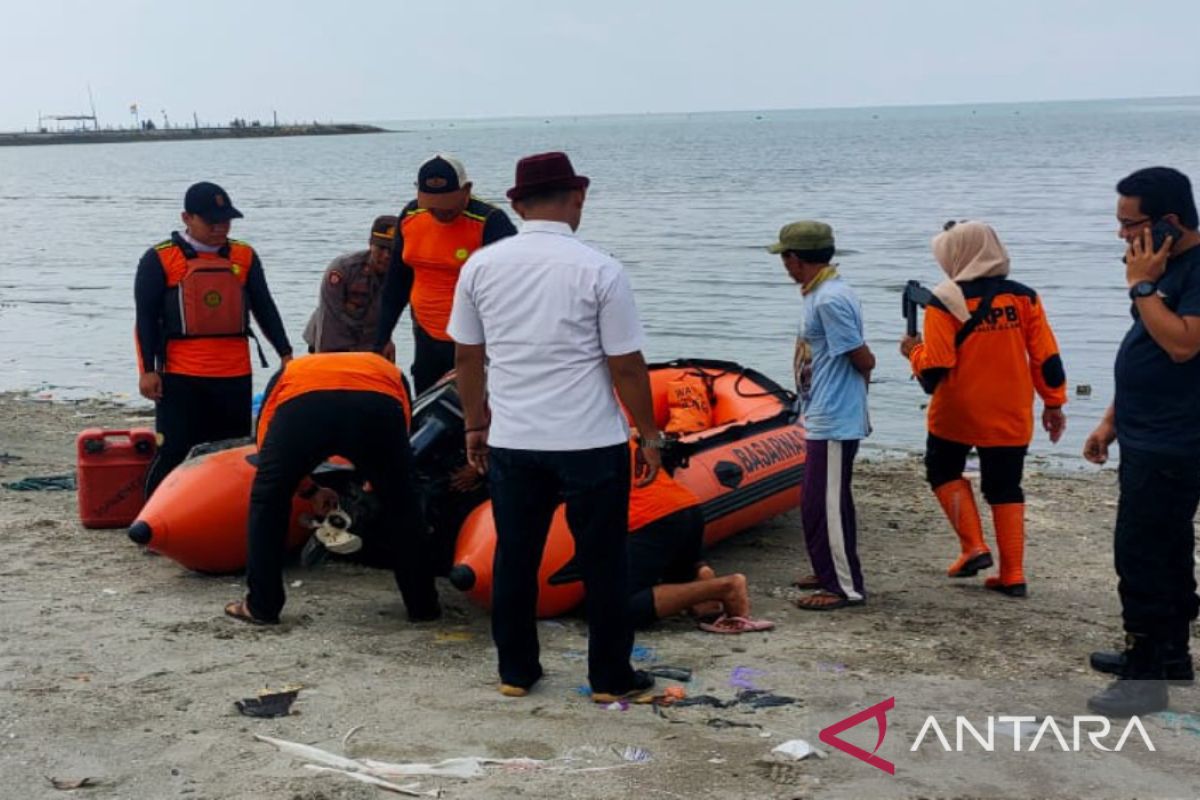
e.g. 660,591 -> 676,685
230,263 -> 241,276
455,248 -> 470,261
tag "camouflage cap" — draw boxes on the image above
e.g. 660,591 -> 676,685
767,220 -> 835,254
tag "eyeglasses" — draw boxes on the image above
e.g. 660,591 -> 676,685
942,219 -> 969,231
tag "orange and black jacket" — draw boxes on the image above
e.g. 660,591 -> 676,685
255,352 -> 412,449
134,232 -> 291,377
374,198 -> 517,348
908,277 -> 1066,447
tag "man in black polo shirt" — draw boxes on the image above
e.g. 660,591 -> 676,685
1084,167 -> 1200,716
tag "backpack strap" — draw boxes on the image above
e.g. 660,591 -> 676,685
953,284 -> 1002,349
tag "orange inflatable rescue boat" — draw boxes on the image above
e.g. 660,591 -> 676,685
447,359 -> 805,617
127,441 -> 315,573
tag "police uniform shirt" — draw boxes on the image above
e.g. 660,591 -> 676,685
303,250 -> 386,353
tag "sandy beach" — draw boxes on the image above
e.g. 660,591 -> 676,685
1,392 -> 1198,800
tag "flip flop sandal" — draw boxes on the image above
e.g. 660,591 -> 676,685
224,599 -> 279,626
698,614 -> 776,634
792,591 -> 864,612
791,575 -> 823,590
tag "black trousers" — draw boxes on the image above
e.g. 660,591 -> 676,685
924,433 -> 1027,505
1115,445 -> 1200,645
145,373 -> 252,497
488,443 -> 636,692
627,506 -> 706,628
245,390 -> 438,622
411,322 -> 456,396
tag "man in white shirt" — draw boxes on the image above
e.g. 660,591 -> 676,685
448,151 -> 664,703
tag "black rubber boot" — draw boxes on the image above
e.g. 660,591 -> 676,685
1087,633 -> 1169,717
1089,647 -> 1194,685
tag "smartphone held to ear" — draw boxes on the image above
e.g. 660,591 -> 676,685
1151,218 -> 1183,250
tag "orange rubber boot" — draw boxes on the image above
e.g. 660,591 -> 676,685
985,503 -> 1027,597
934,479 -> 992,577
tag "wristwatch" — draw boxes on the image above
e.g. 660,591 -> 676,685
1129,280 -> 1158,300
638,434 -> 669,450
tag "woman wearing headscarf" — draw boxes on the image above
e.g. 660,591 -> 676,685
899,221 -> 1067,597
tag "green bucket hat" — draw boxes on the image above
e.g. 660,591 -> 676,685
767,220 -> 835,254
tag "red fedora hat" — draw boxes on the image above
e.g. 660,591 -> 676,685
506,151 -> 590,201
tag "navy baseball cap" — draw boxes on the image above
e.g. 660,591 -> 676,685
184,182 -> 243,223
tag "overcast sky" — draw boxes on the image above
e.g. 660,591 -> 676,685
2,0 -> 1197,130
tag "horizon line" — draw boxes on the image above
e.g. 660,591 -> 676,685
374,93 -> 1200,126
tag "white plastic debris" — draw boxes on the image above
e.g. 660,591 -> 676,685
771,739 -> 817,761
364,756 -> 544,779
303,766 -> 437,797
255,735 -> 360,771
618,745 -> 652,763
256,734 -> 545,781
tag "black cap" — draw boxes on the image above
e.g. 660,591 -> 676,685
416,155 -> 467,195
184,181 -> 243,222
370,215 -> 399,248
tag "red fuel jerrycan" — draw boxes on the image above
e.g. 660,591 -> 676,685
76,428 -> 157,529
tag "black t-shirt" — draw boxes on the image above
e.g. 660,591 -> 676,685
1114,245 -> 1200,456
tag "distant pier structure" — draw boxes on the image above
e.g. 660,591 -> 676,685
37,112 -> 100,133
1,116 -> 390,147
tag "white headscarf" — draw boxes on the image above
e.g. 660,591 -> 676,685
930,221 -> 1011,323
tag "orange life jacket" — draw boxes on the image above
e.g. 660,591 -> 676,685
402,207 -> 487,341
156,240 -> 253,377
909,280 -> 1067,447
663,374 -> 714,435
627,442 -> 701,530
256,352 -> 412,450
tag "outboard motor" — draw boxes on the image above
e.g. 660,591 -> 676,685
408,377 -> 490,573
410,378 -> 465,463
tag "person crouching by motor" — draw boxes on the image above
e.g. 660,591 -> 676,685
302,216 -> 398,357
223,352 -> 439,625
899,220 -> 1066,598
135,182 -> 293,497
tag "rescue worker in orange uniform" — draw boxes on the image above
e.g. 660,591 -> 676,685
224,352 -> 440,625
135,182 -> 292,497
625,442 -> 771,633
900,221 -> 1067,597
374,155 -> 517,393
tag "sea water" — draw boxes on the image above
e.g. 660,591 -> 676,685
2,97 -> 1198,461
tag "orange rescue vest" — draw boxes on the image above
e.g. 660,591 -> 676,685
627,442 -> 701,530
256,352 -> 412,450
156,241 -> 253,377
402,207 -> 487,341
